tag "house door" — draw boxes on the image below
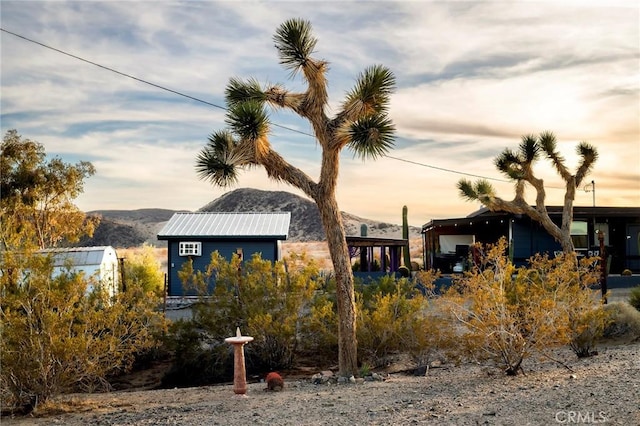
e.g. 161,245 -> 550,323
627,224 -> 640,271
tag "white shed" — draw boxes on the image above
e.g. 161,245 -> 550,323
42,246 -> 120,298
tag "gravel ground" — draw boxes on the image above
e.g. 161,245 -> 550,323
5,340 -> 639,426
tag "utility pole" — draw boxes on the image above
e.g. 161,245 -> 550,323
599,231 -> 607,304
584,180 -> 596,249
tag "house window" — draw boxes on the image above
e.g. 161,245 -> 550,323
179,241 -> 202,256
570,221 -> 588,250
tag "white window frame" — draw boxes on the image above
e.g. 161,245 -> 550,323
570,221 -> 589,250
179,241 -> 202,256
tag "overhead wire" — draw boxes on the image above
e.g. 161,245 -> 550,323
1,27 -> 551,185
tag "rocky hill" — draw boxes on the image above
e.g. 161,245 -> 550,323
85,188 -> 420,247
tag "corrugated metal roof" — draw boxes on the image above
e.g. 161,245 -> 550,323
157,212 -> 291,239
39,246 -> 116,267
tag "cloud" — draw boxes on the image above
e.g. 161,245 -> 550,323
1,1 -> 638,226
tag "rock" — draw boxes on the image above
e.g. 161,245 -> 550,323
266,372 -> 284,391
371,373 -> 385,381
311,371 -> 334,385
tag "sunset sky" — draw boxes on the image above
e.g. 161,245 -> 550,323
1,1 -> 638,226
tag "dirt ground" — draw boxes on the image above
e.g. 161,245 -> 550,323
4,338 -> 639,426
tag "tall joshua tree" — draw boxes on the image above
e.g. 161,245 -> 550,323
457,131 -> 598,253
196,19 -> 395,376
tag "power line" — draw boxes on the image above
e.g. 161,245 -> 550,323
384,155 -> 510,182
0,27 -> 316,137
0,27 -> 540,186
1,28 -> 227,112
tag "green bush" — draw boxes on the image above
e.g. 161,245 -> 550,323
166,251 -> 324,385
356,277 -> 423,367
354,272 -> 457,371
629,285 -> 640,311
295,282 -> 339,364
169,254 -> 453,378
123,244 -> 165,296
0,253 -> 164,413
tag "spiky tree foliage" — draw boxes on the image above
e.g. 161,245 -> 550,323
457,132 -> 598,253
196,19 -> 396,376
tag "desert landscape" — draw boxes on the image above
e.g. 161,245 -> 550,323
4,239 -> 640,424
4,191 -> 638,425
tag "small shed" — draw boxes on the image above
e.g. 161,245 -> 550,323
41,246 -> 120,298
158,212 -> 291,296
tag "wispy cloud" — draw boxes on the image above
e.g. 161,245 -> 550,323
1,1 -> 638,225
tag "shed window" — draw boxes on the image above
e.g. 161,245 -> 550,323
179,241 -> 202,256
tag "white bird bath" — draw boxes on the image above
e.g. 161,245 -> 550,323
225,327 -> 254,395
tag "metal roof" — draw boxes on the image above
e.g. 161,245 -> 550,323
423,206 -> 640,231
39,246 -> 116,267
346,236 -> 409,247
157,212 -> 291,240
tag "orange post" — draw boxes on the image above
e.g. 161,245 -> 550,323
225,327 -> 254,395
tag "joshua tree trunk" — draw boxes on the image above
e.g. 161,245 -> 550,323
315,194 -> 358,376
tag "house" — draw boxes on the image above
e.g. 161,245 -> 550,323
41,246 -> 120,298
157,212 -> 291,296
422,206 -> 640,274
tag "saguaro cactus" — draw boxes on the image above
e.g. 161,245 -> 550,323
402,205 -> 411,269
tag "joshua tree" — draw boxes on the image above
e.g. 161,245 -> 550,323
196,19 -> 395,376
457,131 -> 598,253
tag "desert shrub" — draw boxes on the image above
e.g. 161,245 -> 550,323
442,238 -> 602,375
404,304 -> 460,371
296,281 -> 339,364
352,258 -> 381,272
629,285 -> 640,311
602,302 -> 640,340
355,271 -> 457,370
160,319 -> 233,387
356,277 -> 422,366
122,243 -> 165,296
169,251 -> 323,382
568,300 -> 612,358
0,253 -> 164,413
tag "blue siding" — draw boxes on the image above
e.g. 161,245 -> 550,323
512,222 -> 560,266
167,239 -> 279,296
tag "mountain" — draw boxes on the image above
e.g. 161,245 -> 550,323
85,188 -> 421,247
199,188 -> 421,241
82,208 -> 179,248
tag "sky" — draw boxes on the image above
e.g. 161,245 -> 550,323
1,1 -> 638,227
